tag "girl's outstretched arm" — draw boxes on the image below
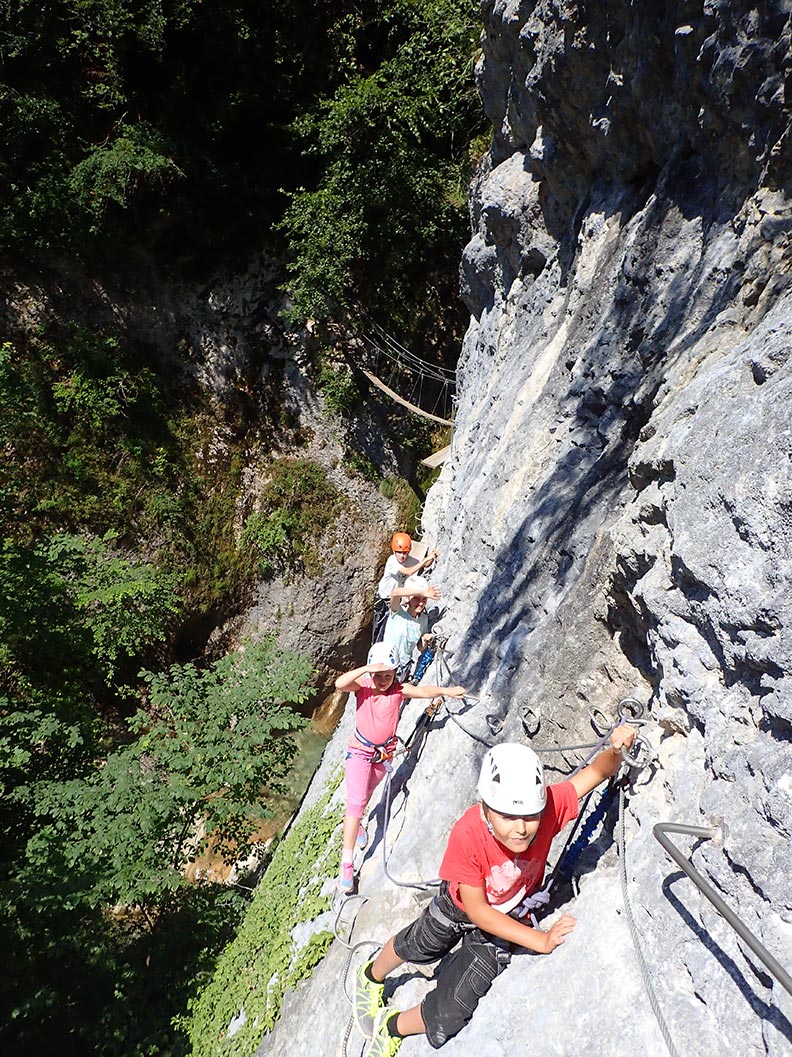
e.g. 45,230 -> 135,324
403,683 -> 467,700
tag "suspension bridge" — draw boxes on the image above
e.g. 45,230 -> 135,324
357,323 -> 456,425
354,323 -> 456,466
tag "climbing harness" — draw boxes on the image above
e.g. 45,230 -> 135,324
352,728 -> 399,763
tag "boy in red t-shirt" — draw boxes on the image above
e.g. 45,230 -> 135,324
335,642 -> 466,894
354,727 -> 636,1054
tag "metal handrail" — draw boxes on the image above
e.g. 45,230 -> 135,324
654,822 -> 792,997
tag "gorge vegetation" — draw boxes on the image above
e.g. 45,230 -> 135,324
1,1 -> 484,1054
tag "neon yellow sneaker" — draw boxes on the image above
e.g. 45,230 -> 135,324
366,1010 -> 402,1056
353,961 -> 385,1037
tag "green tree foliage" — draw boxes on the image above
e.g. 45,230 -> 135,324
0,3 -> 486,1052
66,122 -> 185,233
0,532 -> 179,732
0,331 -> 172,535
0,329 -> 250,615
1,639 -> 313,1055
19,638 -> 312,909
41,532 -> 181,686
2,0 -> 484,329
0,531 -> 182,885
0,0 -> 387,255
317,353 -> 362,417
280,0 -> 484,334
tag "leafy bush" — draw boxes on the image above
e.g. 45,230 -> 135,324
316,354 -> 361,416
380,475 -> 422,536
67,122 -> 185,232
0,327 -> 250,615
0,0 -> 397,255
16,638 -> 313,915
242,457 -> 343,576
41,531 -> 181,686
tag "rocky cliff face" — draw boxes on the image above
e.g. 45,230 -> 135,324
256,3 -> 791,1056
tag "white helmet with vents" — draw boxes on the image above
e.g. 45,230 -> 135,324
477,743 -> 546,815
403,574 -> 429,594
367,642 -> 398,670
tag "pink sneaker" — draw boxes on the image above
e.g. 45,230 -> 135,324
338,861 -> 354,895
356,824 -> 368,850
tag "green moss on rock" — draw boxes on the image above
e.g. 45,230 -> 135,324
187,773 -> 343,1057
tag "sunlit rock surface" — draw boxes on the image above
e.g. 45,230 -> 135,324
257,3 -> 792,1055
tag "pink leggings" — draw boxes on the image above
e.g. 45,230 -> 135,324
344,750 -> 387,817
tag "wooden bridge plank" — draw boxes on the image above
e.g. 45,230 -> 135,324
360,369 -> 454,426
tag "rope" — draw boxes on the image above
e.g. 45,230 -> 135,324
362,333 -> 454,386
550,783 -> 615,887
369,322 -> 457,381
619,784 -> 681,1057
333,894 -> 369,952
508,730 -> 622,926
447,706 -> 498,747
412,644 -> 436,683
333,895 -> 381,1056
380,759 -> 442,890
341,1014 -> 363,1057
434,645 -> 628,761
354,325 -> 457,425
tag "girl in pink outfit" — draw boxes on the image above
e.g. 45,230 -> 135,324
335,641 -> 467,894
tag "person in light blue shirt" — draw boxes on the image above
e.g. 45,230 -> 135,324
383,575 -> 440,680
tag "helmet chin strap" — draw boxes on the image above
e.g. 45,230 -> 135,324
481,803 -> 496,836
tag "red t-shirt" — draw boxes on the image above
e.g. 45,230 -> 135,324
348,672 -> 404,749
439,781 -> 579,912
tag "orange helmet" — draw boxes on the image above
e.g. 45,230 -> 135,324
391,531 -> 412,554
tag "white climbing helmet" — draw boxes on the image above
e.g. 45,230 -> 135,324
367,642 -> 398,670
477,743 -> 546,815
403,574 -> 428,595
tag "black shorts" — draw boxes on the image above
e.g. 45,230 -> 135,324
393,884 -> 511,1049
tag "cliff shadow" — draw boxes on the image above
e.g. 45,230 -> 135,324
662,873 -> 792,1045
447,151 -> 775,720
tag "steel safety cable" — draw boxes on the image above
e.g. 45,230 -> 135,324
618,783 -> 681,1057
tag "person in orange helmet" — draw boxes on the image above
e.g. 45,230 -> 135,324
371,532 -> 438,644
